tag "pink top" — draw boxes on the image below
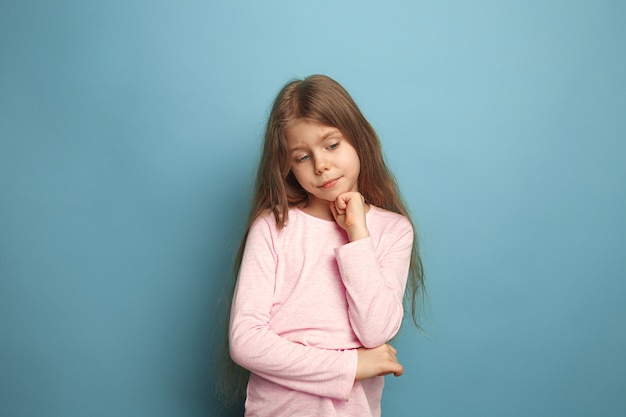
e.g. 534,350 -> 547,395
229,206 -> 413,416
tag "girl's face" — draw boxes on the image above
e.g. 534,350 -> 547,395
285,119 -> 360,219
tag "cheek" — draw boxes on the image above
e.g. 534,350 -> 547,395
290,166 -> 307,184
345,152 -> 361,174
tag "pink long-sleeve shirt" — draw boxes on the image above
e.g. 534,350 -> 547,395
229,205 -> 413,416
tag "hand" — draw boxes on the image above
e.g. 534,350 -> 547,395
330,192 -> 370,241
355,344 -> 404,381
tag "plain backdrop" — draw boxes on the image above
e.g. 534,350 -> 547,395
1,1 -> 625,416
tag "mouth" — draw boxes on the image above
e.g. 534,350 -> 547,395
320,177 -> 340,189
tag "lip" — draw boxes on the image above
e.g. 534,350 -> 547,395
320,177 -> 340,189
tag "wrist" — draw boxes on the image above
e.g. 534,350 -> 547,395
347,226 -> 370,242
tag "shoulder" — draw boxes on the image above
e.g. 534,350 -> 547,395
248,207 -> 304,237
366,206 -> 414,252
367,205 -> 413,233
248,210 -> 280,238
251,209 -> 277,225
250,206 -> 302,228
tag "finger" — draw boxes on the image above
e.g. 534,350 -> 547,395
394,364 -> 404,377
343,192 -> 363,206
380,361 -> 403,378
335,194 -> 349,210
334,202 -> 345,215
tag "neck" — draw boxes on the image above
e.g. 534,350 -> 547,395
300,200 -> 334,221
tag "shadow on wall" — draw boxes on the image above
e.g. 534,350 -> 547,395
204,162 -> 253,417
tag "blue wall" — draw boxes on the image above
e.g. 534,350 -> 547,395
1,1 -> 624,416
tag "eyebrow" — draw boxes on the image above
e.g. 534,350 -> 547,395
288,128 -> 342,153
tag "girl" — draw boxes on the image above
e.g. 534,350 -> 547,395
226,74 -> 424,416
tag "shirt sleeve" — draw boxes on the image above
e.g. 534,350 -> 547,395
229,215 -> 358,401
334,215 -> 413,348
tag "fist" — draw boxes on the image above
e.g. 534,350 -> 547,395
330,192 -> 370,241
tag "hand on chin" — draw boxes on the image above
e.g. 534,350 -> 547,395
330,192 -> 370,241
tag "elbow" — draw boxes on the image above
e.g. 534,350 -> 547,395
229,339 -> 255,371
229,340 -> 244,367
357,324 -> 401,348
229,319 -> 277,371
352,309 -> 403,348
228,327 -> 250,368
360,338 -> 384,349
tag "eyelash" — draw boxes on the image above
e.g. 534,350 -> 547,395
294,142 -> 340,163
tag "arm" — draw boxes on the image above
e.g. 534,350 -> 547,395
229,216 -> 357,400
334,216 -> 413,348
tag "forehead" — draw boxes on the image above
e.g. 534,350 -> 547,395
285,119 -> 341,148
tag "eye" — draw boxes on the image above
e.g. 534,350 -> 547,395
328,142 -> 340,150
295,154 -> 309,163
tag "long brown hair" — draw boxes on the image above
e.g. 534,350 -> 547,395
216,74 -> 425,403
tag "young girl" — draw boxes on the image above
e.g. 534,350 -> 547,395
226,74 -> 424,416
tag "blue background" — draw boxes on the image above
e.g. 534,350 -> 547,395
1,1 -> 625,416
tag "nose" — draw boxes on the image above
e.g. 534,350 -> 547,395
314,155 -> 329,174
